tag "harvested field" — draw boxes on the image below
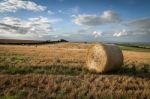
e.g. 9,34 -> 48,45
0,74 -> 150,99
0,43 -> 150,98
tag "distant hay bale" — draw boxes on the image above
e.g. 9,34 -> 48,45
86,43 -> 123,73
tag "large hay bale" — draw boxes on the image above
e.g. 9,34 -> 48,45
86,43 -> 123,73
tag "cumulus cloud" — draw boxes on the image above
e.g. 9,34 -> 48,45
113,28 -> 149,37
127,18 -> 150,35
28,16 -> 53,33
113,29 -> 128,37
127,18 -> 150,29
73,10 -> 121,26
114,18 -> 150,37
0,0 -> 46,13
0,16 -> 53,38
92,31 -> 103,38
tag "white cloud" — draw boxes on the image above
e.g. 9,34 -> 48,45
75,28 -> 91,33
53,35 -> 59,38
122,18 -> 150,37
58,6 -> 80,15
73,10 -> 121,26
127,18 -> 150,35
48,10 -> 55,15
113,29 -> 128,37
127,18 -> 150,29
0,0 -> 46,13
0,16 -> 53,39
71,14 -> 77,18
92,31 -> 103,38
71,6 -> 80,14
49,18 -> 62,24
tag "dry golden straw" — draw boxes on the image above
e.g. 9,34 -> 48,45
86,43 -> 123,73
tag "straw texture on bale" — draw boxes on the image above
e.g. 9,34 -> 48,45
86,43 -> 123,73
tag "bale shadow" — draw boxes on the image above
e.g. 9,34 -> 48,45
107,64 -> 150,79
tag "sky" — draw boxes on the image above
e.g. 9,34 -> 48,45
0,0 -> 150,43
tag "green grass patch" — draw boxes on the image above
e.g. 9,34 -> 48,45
0,55 -> 30,65
6,66 -> 33,74
118,45 -> 150,52
0,64 -> 149,76
0,65 -> 89,76
11,56 -> 28,61
0,90 -> 27,99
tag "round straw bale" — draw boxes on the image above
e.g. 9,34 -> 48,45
86,43 -> 123,73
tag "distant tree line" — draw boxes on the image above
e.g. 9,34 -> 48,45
0,39 -> 69,45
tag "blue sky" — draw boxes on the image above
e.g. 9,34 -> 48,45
0,0 -> 150,43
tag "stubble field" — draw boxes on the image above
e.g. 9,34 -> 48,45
0,43 -> 150,99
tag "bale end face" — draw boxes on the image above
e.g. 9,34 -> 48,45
86,44 -> 123,73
